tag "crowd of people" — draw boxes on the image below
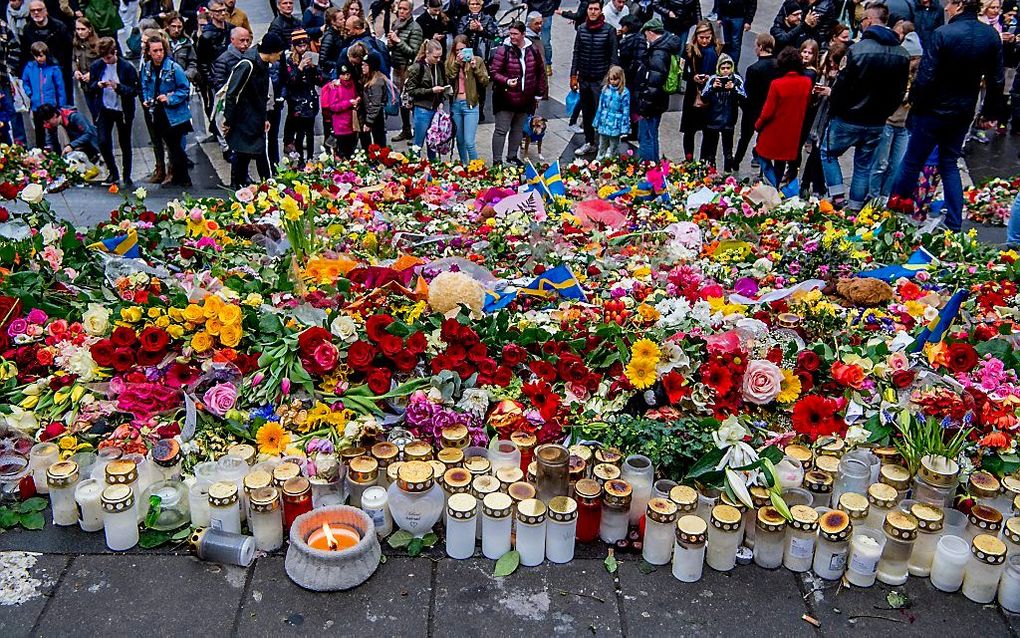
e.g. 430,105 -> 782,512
0,0 -> 1011,228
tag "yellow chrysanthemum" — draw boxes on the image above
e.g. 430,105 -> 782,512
777,369 -> 802,404
625,357 -> 657,390
631,339 -> 661,363
256,422 -> 291,456
191,331 -> 213,353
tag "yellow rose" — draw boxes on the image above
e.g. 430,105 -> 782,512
219,322 -> 243,348
203,295 -> 223,319
120,306 -> 143,323
168,307 -> 184,322
58,435 -> 77,451
182,304 -> 204,323
242,293 -> 263,307
191,331 -> 213,353
167,325 -> 185,339
218,304 -> 242,326
147,307 -> 162,319
155,316 -> 171,328
205,317 -> 223,336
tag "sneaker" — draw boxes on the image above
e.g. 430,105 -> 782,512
538,153 -> 546,162
567,124 -> 584,134
506,157 -> 525,167
575,143 -> 596,156
707,12 -> 718,19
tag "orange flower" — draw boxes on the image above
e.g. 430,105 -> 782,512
818,200 -> 834,214
108,184 -> 119,194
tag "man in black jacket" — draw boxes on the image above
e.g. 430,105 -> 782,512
87,37 -> 140,187
197,1 -> 232,133
570,0 -> 618,155
734,33 -> 778,167
889,0 -> 1004,231
635,18 -> 680,161
269,0 -> 303,42
651,0 -> 701,46
819,4 -> 909,210
801,0 -> 836,45
224,33 -> 285,188
717,0 -> 755,67
770,1 -> 807,50
20,2 -> 73,105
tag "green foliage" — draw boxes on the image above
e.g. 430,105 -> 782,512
577,415 -> 717,480
0,497 -> 48,532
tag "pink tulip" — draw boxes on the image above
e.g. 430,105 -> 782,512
280,378 -> 291,396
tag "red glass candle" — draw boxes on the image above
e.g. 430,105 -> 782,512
282,476 -> 312,532
574,478 -> 603,543
511,431 -> 537,475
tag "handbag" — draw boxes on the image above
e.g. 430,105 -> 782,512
9,75 -> 30,113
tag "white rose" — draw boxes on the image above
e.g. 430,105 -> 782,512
65,348 -> 97,382
330,315 -> 358,342
19,183 -> 45,204
845,425 -> 871,447
81,303 -> 111,336
40,223 -> 61,244
713,415 -> 749,449
133,187 -> 148,201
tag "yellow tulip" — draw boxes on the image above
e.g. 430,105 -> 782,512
54,390 -> 69,404
71,385 -> 85,402
20,394 -> 39,409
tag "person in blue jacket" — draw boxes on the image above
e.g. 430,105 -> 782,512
141,31 -> 193,187
88,37 -> 140,187
21,41 -> 65,150
36,102 -> 101,160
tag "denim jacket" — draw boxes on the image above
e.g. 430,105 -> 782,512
140,58 -> 192,128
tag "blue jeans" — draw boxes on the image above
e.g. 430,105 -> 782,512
638,115 -> 660,161
541,16 -> 553,65
1008,194 -> 1020,246
891,112 -> 968,231
869,124 -> 909,200
820,116 -> 885,209
719,16 -> 745,67
450,99 -> 479,164
413,106 -> 436,159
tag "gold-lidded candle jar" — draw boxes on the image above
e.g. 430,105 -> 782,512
208,480 -> 241,534
510,431 -> 537,475
372,442 -> 401,487
47,460 -> 80,526
876,510 -> 918,585
706,504 -> 743,572
248,486 -> 283,551
546,496 -> 579,564
673,514 -> 708,582
817,437 -> 845,458
907,502 -> 944,577
403,440 -> 434,462
445,492 -> 478,560
389,460 -> 444,536
272,461 -> 300,488
440,424 -> 469,450
592,462 -> 621,487
599,478 -> 632,544
753,506 -> 788,569
495,466 -> 524,492
969,470 -> 1003,511
913,454 -> 960,509
965,503 -> 1004,545
464,455 -> 492,478
226,443 -> 256,466
803,470 -> 833,509
515,498 -> 547,567
784,444 -> 813,469
437,447 -> 465,472
872,446 -> 902,467
814,454 -> 840,478
668,485 -> 699,514
865,482 -> 900,530
481,492 -> 514,559
879,463 -> 911,500
594,447 -> 623,467
346,456 -> 379,509
963,534 -> 1008,603
837,491 -> 870,522
101,483 -> 138,551
642,497 -> 679,566
784,504 -> 819,573
814,510 -> 851,580
442,467 -> 473,498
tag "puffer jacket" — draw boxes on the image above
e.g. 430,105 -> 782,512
387,18 -> 423,69
592,86 -> 630,137
197,22 -> 231,78
701,66 -> 745,130
718,0 -> 756,23
404,60 -> 447,110
268,12 -> 302,43
651,0 -> 701,35
618,32 -> 647,88
910,11 -> 1004,119
489,40 -> 547,113
319,27 -> 343,78
212,45 -> 245,90
800,0 -> 836,45
828,25 -> 910,126
570,20 -> 618,82
456,12 -> 499,60
636,32 -> 680,117
282,56 -> 322,118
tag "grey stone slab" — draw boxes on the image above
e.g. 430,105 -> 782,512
803,572 -> 1011,638
0,552 -> 69,637
618,561 -> 815,637
433,558 -> 620,637
237,555 -> 431,636
0,508 -> 120,555
33,555 -> 248,637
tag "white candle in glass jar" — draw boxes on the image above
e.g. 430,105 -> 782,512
813,510 -> 851,580
783,505 -> 819,573
846,528 -> 885,587
546,496 -> 578,564
189,480 -> 212,527
75,478 -> 105,532
445,493 -> 478,560
481,492 -> 513,559
101,484 -> 139,551
642,498 -> 679,566
599,479 -> 632,544
248,486 -> 283,552
876,511 -> 918,586
46,461 -> 80,526
930,534 -> 970,592
998,555 -> 1020,613
208,481 -> 242,534
706,505 -> 742,572
515,499 -> 547,567
963,534 -> 1007,604
753,507 -> 788,570
620,455 -> 653,526
673,515 -> 707,582
361,486 -> 393,538
907,502 -> 944,577
29,442 -> 60,496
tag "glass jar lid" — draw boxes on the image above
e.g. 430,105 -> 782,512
872,446 -> 902,466
972,533 -> 1007,565
969,503 -> 1004,530
879,464 -> 911,490
750,486 -> 771,509
471,474 -> 500,499
428,460 -> 448,482
442,467 -> 473,493
482,492 -> 513,518
464,455 -> 491,476
838,492 -> 869,519
46,460 -> 79,488
603,479 -> 633,507
719,492 -> 748,513
789,504 -> 819,531
272,461 -> 300,486
101,483 -> 134,512
969,470 -> 1002,499
574,478 -> 603,500
867,482 -> 899,508
568,444 -> 593,464
495,466 -> 524,488
208,481 -> 239,507
527,461 -> 537,483
249,486 -> 280,512
152,439 -> 182,467
339,446 -> 367,463
1004,517 -> 1020,545
883,510 -> 919,540
676,514 -> 708,545
756,506 -> 787,533
918,454 -> 960,487
548,496 -> 578,522
349,456 -> 379,483
387,461 -> 404,485
784,444 -> 813,468
440,424 -> 469,449
397,461 -> 434,493
509,431 -> 537,451
593,463 -> 621,485
711,504 -> 742,531
669,485 -> 699,512
646,497 -> 678,524
803,470 -> 833,493
447,492 -> 478,519
105,459 -> 138,485
403,440 -> 433,462
282,476 -> 310,499
1002,475 -> 1020,499
536,444 -> 569,467
594,447 -> 623,466
437,447 -> 465,469
243,469 -> 273,495
817,437 -> 845,458
508,481 -> 536,504
226,443 -> 256,466
819,510 -> 851,542
910,502 -> 944,533
371,441 -> 401,466
516,498 -> 546,524
814,454 -> 840,477
568,455 -> 587,480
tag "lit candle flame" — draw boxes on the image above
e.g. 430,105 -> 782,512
323,523 -> 338,550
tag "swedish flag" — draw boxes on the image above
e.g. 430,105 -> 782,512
519,264 -> 586,302
88,229 -> 140,258
856,247 -> 935,282
483,288 -> 518,313
908,289 -> 969,353
523,161 -> 550,199
542,161 -> 566,198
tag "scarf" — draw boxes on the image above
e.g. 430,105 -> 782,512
6,2 -> 29,42
586,14 -> 605,29
698,44 -> 719,75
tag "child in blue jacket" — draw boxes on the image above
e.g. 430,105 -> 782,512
592,66 -> 630,161
21,42 -> 66,151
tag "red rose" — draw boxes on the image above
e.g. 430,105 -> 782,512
111,326 -> 137,347
40,421 -> 66,441
558,355 -> 588,384
467,343 -> 488,364
297,326 -> 332,355
365,314 -> 395,343
0,182 -> 20,200
946,343 -> 978,374
406,331 -> 426,355
366,367 -> 392,394
111,347 -> 136,372
493,366 -> 514,386
347,340 -> 377,370
529,360 -> 557,383
392,350 -> 418,372
378,334 -> 403,358
797,350 -> 821,372
973,324 -> 998,341
831,362 -> 865,388
477,357 -> 497,376
891,369 -> 915,388
90,339 -> 116,367
136,348 -> 166,367
302,341 -> 339,376
138,326 -> 170,353
447,343 -> 467,362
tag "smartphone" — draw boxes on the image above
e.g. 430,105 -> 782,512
462,47 -> 473,61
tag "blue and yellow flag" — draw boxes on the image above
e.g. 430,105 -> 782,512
908,289 -> 968,353
88,229 -> 140,258
519,264 -> 586,302
542,161 -> 565,198
856,247 -> 935,282
523,161 -> 550,199
483,288 -> 518,313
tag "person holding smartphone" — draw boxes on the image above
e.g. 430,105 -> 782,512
446,33 -> 489,163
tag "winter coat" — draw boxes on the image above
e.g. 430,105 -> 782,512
679,44 -> 718,131
416,12 -> 450,57
387,18 -> 423,69
755,71 -> 812,160
570,20 -> 618,82
635,32 -> 680,117
223,48 -> 271,154
718,0 -> 756,23
80,0 -> 122,37
884,0 -> 914,27
225,7 -> 252,34
340,34 -> 391,76
302,6 -> 327,40
910,10 -> 1004,119
619,32 -> 647,89
21,60 -> 65,109
60,107 -> 98,152
527,0 -> 562,18
319,27 -> 343,78
19,18 -> 71,71
212,45 -> 245,91
268,13 -> 302,43
320,77 -> 359,135
86,57 -> 139,118
72,39 -> 99,81
701,71 -> 745,130
456,12 -> 499,60
592,85 -> 630,136
140,58 -> 192,128
404,60 -> 447,110
913,1 -> 944,51
740,54 -> 778,121
799,0 -> 836,45
169,36 -> 200,85
197,22 -> 231,78
828,25 -> 909,126
445,53 -> 490,108
361,74 -> 387,127
651,0 -> 701,36
771,5 -> 809,50
282,56 -> 322,118
489,40 -> 547,113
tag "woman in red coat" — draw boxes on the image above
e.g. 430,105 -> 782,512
755,47 -> 813,188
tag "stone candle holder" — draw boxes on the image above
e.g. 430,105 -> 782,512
285,505 -> 381,591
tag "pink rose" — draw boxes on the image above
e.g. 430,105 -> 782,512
887,352 -> 909,372
313,342 -> 339,372
7,318 -> 28,336
203,382 -> 238,417
27,309 -> 48,324
741,359 -> 784,405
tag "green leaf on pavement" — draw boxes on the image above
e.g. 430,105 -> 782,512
0,507 -> 18,528
17,497 -> 48,513
604,549 -> 618,574
387,530 -> 414,549
494,550 -> 520,577
170,527 -> 193,542
18,512 -> 45,530
421,532 -> 439,547
139,529 -> 172,549
407,538 -> 424,557
886,590 -> 910,609
637,559 -> 657,575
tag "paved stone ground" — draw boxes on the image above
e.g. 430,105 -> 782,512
1,502 -> 1018,637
